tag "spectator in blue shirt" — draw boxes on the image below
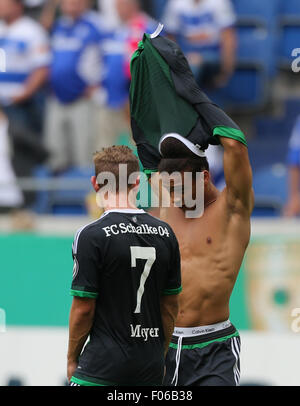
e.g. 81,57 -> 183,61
0,0 -> 50,127
95,30 -> 131,150
284,116 -> 300,217
163,0 -> 237,89
94,0 -> 157,150
45,0 -> 107,172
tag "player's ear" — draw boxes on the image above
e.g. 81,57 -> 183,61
135,175 -> 140,188
91,176 -> 100,192
203,170 -> 210,186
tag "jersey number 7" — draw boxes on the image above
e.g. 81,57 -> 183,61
130,246 -> 156,314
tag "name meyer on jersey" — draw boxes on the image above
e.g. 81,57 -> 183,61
130,324 -> 160,341
102,223 -> 170,238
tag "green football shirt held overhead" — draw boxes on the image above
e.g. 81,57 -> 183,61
129,30 -> 247,174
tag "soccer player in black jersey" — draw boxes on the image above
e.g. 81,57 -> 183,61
67,146 -> 182,386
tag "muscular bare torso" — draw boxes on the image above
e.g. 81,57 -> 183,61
160,190 -> 251,327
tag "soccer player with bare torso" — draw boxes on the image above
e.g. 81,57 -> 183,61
130,31 -> 254,386
155,133 -> 254,386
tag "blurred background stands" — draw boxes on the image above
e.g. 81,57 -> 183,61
0,0 -> 300,221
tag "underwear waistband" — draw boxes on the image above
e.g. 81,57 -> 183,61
173,320 -> 232,337
171,321 -> 237,345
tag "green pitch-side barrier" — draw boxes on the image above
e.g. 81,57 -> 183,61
0,233 -> 250,328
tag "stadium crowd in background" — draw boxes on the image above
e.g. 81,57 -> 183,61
97,0 -> 156,151
0,0 -> 159,221
0,0 -> 299,224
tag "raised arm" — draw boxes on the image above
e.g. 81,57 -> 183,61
220,136 -> 254,216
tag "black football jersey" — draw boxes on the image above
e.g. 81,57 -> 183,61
70,209 -> 181,386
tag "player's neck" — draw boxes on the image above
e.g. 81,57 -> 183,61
204,183 -> 220,208
102,192 -> 138,212
104,205 -> 138,212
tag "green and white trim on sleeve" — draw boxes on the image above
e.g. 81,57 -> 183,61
70,286 -> 98,299
213,126 -> 248,147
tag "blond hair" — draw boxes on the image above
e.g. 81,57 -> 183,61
93,145 -> 139,192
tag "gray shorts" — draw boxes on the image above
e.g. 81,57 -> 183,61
164,321 -> 241,386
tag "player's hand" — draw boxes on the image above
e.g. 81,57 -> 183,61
67,360 -> 78,383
